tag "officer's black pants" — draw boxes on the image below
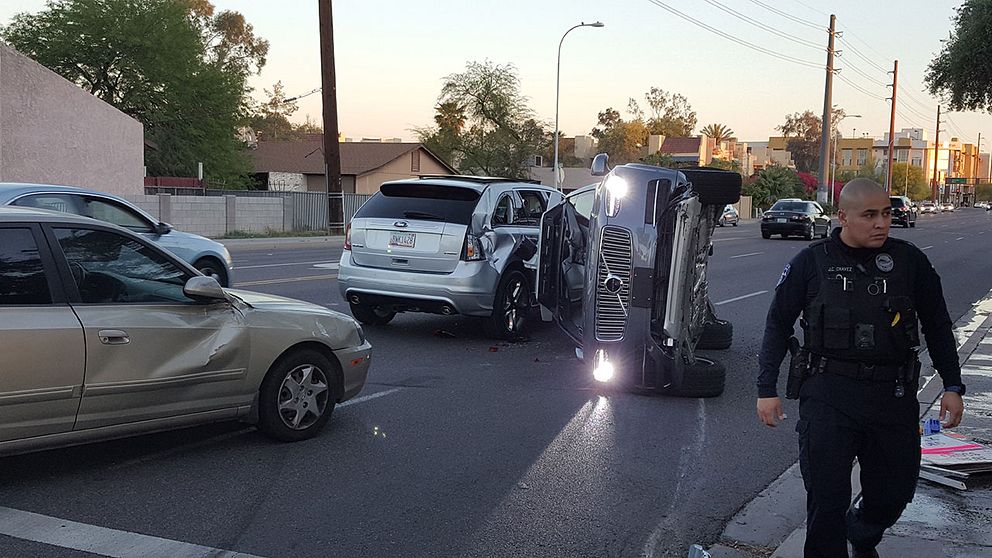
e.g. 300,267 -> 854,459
797,375 -> 920,558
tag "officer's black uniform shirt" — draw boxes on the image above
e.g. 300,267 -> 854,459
758,228 -> 962,399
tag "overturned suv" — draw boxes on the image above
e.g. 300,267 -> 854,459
537,155 -> 741,397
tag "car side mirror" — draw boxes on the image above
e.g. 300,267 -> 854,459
184,276 -> 226,302
155,222 -> 172,235
590,153 -> 610,177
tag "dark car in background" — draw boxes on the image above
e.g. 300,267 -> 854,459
890,195 -> 917,228
760,199 -> 830,239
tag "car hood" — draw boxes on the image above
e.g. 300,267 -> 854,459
226,289 -> 364,347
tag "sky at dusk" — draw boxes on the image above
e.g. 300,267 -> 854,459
3,1 -> 991,147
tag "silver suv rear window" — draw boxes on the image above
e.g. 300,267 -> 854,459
356,183 -> 481,225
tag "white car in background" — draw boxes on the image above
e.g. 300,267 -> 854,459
942,203 -> 955,212
919,202 -> 938,214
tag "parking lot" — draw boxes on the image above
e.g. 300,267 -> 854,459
2,210 -> 991,558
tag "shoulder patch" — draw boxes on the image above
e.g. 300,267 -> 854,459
777,263 -> 791,287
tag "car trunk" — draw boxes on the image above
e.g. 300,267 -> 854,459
349,183 -> 480,274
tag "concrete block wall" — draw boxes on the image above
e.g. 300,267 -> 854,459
124,194 -> 285,238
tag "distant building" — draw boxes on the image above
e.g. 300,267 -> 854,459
250,138 -> 456,195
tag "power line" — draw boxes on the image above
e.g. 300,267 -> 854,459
836,37 -> 888,73
899,101 -> 935,124
838,57 -> 887,87
703,0 -> 823,50
644,0 -> 825,69
790,0 -> 830,18
747,0 -> 826,29
835,73 -> 887,102
835,19 -> 893,63
898,85 -> 938,114
896,108 -> 927,130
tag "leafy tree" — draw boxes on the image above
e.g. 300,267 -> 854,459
891,163 -> 929,200
590,108 -> 622,139
415,101 -> 467,169
777,108 -> 846,173
745,165 -> 805,207
419,61 -> 547,178
596,119 -> 648,164
796,172 -> 819,197
837,157 -> 884,184
2,0 -> 268,186
642,87 -> 697,137
701,123 -> 734,144
248,81 -> 298,141
926,1 -> 992,112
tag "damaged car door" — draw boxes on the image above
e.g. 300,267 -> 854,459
537,186 -> 595,344
50,226 -> 249,430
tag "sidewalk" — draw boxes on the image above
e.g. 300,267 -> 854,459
218,235 -> 343,252
705,294 -> 992,558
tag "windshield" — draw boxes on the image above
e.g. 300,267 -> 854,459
890,197 -> 907,208
770,201 -> 810,212
355,183 -> 481,225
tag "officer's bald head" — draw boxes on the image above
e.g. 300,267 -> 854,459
838,178 -> 889,212
837,178 -> 891,248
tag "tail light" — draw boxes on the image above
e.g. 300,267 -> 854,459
344,223 -> 352,251
463,233 -> 484,261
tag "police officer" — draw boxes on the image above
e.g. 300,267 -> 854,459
756,179 -> 966,558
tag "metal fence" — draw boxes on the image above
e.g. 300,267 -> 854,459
143,187 -> 373,231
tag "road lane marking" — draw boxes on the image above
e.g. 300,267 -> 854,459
313,263 -> 340,269
234,260 -> 336,270
714,290 -> 768,306
0,506 -> 264,558
729,252 -> 763,259
923,246 -> 933,250
234,274 -> 337,287
339,387 -> 402,408
711,237 -> 746,242
956,237 -> 965,241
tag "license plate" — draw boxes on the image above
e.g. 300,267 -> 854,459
388,232 -> 416,248
776,218 -> 787,223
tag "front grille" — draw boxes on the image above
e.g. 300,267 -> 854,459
595,227 -> 633,341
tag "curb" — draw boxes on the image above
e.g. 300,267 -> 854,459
706,288 -> 992,558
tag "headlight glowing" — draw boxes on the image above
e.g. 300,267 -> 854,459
603,175 -> 628,217
593,349 -> 614,382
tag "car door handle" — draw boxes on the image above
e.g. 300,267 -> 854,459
98,330 -> 130,345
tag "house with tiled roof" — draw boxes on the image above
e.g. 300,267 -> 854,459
657,135 -> 713,166
249,138 -> 457,194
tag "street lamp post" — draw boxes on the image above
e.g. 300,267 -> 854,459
554,21 -> 604,190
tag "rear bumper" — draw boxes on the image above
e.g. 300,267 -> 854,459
337,252 -> 500,317
761,221 -> 810,235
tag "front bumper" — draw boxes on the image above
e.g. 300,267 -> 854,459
337,252 -> 500,317
761,220 -> 812,235
334,340 -> 372,402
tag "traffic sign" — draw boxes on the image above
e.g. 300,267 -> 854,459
948,177 -> 969,184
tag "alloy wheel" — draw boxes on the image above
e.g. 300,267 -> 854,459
502,277 -> 527,333
277,364 -> 329,430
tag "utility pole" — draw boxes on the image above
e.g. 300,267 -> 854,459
886,60 -> 898,192
932,105 -> 942,202
319,0 -> 344,233
817,14 -> 837,205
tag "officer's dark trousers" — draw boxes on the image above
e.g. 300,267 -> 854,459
797,374 -> 921,558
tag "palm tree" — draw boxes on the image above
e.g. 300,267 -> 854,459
434,101 -> 466,134
701,123 -> 734,144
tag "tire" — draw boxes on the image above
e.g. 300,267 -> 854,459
761,231 -> 771,239
350,302 -> 396,325
258,349 -> 338,442
681,168 -> 742,205
662,356 -> 726,398
697,319 -> 733,350
909,221 -> 916,228
732,221 -> 738,227
194,257 -> 229,287
484,269 -> 530,340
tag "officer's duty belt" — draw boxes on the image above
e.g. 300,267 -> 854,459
811,356 -> 905,383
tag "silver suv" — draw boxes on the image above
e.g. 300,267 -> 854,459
538,156 -> 740,397
338,176 -> 562,339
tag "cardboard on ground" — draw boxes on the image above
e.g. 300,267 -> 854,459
921,432 -> 992,468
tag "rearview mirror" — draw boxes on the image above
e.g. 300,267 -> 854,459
590,153 -> 610,177
184,276 -> 226,302
155,222 -> 172,235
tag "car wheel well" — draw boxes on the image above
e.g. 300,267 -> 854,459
265,341 -> 344,401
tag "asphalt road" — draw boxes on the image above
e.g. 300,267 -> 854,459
2,209 -> 990,558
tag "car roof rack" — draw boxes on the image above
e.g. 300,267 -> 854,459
417,175 -> 541,185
